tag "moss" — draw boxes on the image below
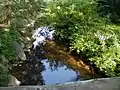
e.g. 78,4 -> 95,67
0,27 -> 21,61
0,67 -> 10,86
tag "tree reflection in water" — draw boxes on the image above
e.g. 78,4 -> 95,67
44,59 -> 65,71
41,59 -> 82,84
11,46 -> 46,85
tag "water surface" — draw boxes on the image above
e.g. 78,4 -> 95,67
11,41 -> 98,86
42,59 -> 79,84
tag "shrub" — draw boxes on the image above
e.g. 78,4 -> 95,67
0,67 -> 10,86
71,24 -> 120,76
0,27 -> 21,61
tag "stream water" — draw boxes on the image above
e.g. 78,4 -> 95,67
11,41 -> 97,85
11,26 -> 99,86
11,56 -> 94,85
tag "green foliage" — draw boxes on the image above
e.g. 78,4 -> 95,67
0,67 -> 10,86
0,0 -> 46,61
40,0 -> 97,43
0,54 -> 10,86
12,0 -> 46,27
0,27 -> 21,61
71,25 -> 120,76
41,0 -> 120,76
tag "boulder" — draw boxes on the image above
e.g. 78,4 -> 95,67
0,54 -> 9,69
0,54 -> 8,64
8,75 -> 21,86
13,42 -> 26,60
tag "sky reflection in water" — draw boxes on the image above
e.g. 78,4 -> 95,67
41,59 -> 77,85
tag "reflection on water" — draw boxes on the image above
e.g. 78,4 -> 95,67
10,26 -> 100,86
11,41 -> 97,86
11,40 -> 99,86
11,58 -> 81,86
41,59 -> 80,84
11,51 -> 45,85
43,41 -> 97,79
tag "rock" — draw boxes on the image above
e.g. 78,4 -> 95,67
0,54 -> 9,69
8,75 -> 21,86
0,54 -> 8,63
13,42 -> 26,60
21,43 -> 25,48
1,77 -> 120,90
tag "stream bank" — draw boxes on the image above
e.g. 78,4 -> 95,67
1,77 -> 120,90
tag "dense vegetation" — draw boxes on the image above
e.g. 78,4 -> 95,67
1,0 -> 120,86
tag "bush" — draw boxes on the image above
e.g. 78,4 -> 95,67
0,27 -> 21,61
0,67 -> 10,86
71,25 -> 120,76
41,0 -> 120,76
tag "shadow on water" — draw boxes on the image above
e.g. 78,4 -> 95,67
11,40 -> 101,86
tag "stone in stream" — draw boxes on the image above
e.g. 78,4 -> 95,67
0,54 -> 8,64
13,42 -> 26,60
8,75 -> 21,86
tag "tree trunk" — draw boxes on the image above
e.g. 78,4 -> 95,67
0,0 -> 12,28
7,0 -> 12,26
